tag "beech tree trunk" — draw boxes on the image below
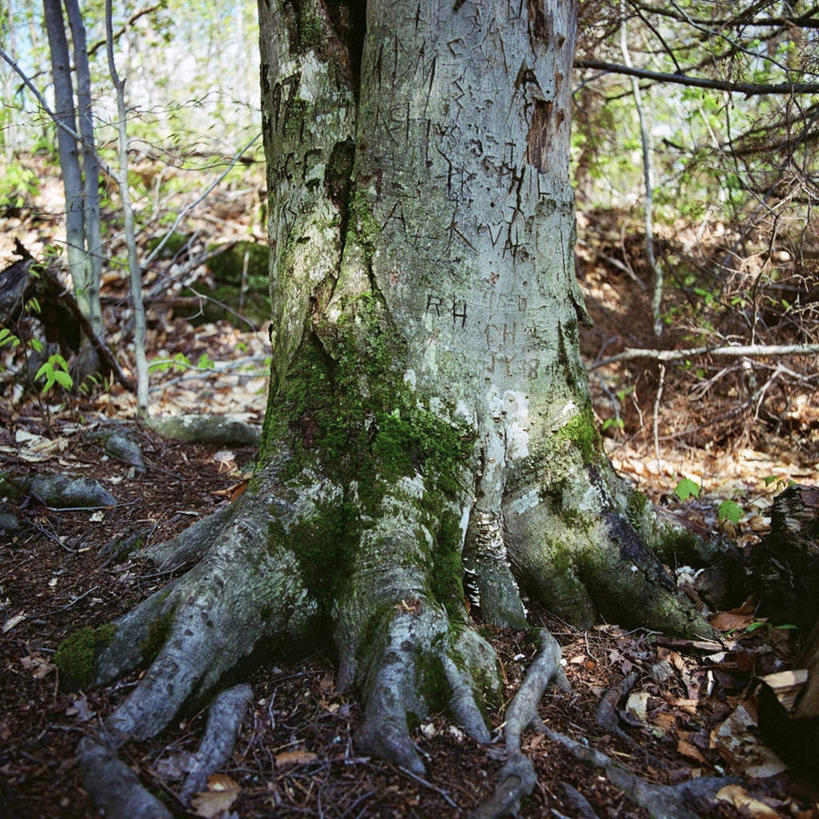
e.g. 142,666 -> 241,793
80,0 -> 713,785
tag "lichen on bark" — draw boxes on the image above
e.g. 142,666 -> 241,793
74,2 -> 717,811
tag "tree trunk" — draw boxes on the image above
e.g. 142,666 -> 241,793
64,0 -> 103,336
77,0 -> 712,787
42,0 -> 101,376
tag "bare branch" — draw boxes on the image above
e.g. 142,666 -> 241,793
574,59 -> 819,95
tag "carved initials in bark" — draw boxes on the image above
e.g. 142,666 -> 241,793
76,0 -> 713,810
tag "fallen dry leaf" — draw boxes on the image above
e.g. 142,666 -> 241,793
212,450 -> 237,472
191,773 -> 241,818
711,702 -> 787,778
711,610 -> 756,632
716,784 -> 781,818
20,653 -> 56,679
651,712 -> 676,734
192,789 -> 239,818
626,691 -> 649,722
2,611 -> 27,633
677,738 -> 707,763
275,749 -> 317,767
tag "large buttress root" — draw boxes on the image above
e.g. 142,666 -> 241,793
503,450 -> 714,638
94,466 -> 326,743
333,480 -> 502,773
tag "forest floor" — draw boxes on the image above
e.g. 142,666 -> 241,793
1,158 -> 818,817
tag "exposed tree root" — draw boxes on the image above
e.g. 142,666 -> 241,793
78,737 -> 172,819
180,683 -> 254,803
596,670 -> 641,749
471,630 -> 569,818
545,727 -> 739,819
560,781 -> 601,818
69,430 -> 718,815
351,604 -> 497,775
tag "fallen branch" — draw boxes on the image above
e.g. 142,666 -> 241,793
575,58 -> 819,95
592,342 -> 819,369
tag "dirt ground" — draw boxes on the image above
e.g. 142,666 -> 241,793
1,341 -> 817,817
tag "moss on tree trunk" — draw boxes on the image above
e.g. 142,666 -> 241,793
73,0 -> 715,805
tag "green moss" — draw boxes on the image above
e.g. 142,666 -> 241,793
299,15 -> 322,50
348,188 -> 379,265
556,404 -> 601,463
269,498 -> 357,617
627,489 -> 650,526
264,294 -> 473,511
54,624 -> 117,687
656,527 -> 701,563
284,98 -> 308,137
146,232 -> 189,259
139,608 -> 175,665
413,652 -> 449,714
429,511 -> 467,618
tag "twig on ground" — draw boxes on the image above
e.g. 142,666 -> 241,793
592,342 -> 819,369
397,765 -> 459,809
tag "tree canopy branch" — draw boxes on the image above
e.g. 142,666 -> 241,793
574,58 -> 819,95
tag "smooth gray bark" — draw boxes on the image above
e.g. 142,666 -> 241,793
42,0 -> 102,371
105,0 -> 149,413
64,0 -> 102,334
75,2 -> 714,812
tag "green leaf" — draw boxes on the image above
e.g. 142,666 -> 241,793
30,337 -> 44,353
53,370 -> 73,389
718,500 -> 743,524
775,624 -> 798,630
674,478 -> 701,501
745,621 -> 765,633
0,328 -> 20,347
762,475 -> 779,486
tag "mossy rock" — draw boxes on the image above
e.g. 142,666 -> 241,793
54,624 -> 117,689
186,240 -> 270,328
146,232 -> 191,260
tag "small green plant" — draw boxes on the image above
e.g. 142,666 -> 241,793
602,417 -> 624,432
34,354 -> 73,394
718,499 -> 743,525
741,621 -> 797,635
0,327 -> 21,349
673,477 -> 701,501
0,161 -> 40,213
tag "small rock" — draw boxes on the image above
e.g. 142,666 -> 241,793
0,511 -> 25,536
28,474 -> 116,508
105,434 -> 145,472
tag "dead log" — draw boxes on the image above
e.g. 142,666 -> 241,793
0,241 -> 133,391
747,484 -> 819,633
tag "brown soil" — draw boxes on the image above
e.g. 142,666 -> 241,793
1,406 -> 817,817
